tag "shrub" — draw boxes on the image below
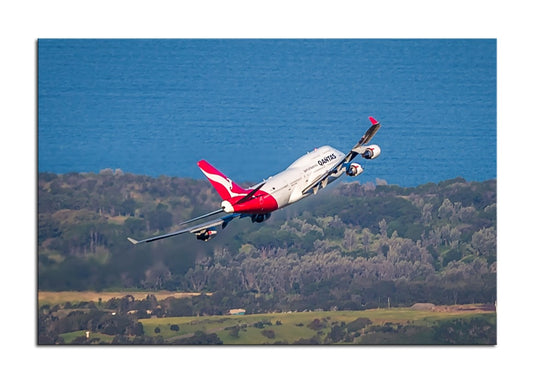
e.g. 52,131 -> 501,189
346,317 -> 372,333
228,326 -> 240,338
328,324 -> 346,343
261,329 -> 275,339
308,318 -> 326,331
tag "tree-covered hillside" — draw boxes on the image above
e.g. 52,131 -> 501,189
38,171 -> 496,311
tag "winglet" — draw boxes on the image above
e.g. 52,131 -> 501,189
127,237 -> 139,245
369,116 -> 378,125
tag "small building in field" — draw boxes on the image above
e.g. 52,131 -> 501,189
229,308 -> 246,315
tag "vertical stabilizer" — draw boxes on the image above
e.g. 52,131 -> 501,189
197,160 -> 248,201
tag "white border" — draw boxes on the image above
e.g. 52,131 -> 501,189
2,1 -> 532,387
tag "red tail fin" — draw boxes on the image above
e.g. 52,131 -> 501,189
197,160 -> 248,201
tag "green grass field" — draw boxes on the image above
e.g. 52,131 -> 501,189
138,307 -> 495,345
41,289 -> 495,345
59,330 -> 115,344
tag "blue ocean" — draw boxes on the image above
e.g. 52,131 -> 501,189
38,39 -> 496,187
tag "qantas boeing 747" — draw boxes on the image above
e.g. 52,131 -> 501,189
128,117 -> 382,244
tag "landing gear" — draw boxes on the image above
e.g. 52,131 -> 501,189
251,213 -> 271,223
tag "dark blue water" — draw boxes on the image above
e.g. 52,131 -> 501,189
38,39 -> 496,187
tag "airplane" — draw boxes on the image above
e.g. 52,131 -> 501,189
127,116 -> 381,244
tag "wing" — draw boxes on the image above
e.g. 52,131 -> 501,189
127,213 -> 240,244
178,208 -> 225,225
302,117 -> 381,195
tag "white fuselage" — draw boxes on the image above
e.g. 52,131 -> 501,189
261,145 -> 345,209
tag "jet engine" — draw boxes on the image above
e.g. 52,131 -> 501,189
251,213 -> 271,223
346,162 -> 364,177
361,145 -> 381,160
195,228 -> 218,241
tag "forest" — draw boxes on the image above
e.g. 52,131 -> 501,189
38,170 -> 496,313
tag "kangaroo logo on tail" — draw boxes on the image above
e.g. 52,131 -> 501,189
197,160 -> 248,201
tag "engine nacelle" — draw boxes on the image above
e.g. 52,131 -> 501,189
195,228 -> 217,241
251,213 -> 271,223
361,145 -> 381,160
346,162 -> 364,177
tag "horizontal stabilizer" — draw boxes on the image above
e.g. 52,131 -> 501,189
235,182 -> 266,205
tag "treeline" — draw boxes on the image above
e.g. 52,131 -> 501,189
38,171 -> 496,310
